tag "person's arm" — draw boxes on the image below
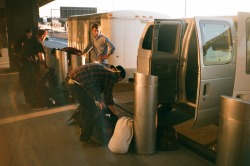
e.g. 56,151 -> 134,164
97,100 -> 118,116
100,37 -> 115,60
81,41 -> 93,55
106,37 -> 115,57
38,52 -> 45,62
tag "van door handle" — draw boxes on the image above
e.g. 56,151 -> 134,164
203,83 -> 210,100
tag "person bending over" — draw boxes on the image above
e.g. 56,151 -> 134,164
64,63 -> 126,146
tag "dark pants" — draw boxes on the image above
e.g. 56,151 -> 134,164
20,62 -> 38,106
64,76 -> 97,141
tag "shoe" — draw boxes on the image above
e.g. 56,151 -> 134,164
81,138 -> 102,147
80,129 -> 92,142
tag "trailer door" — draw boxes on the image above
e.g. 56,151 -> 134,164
233,12 -> 250,100
193,17 -> 236,128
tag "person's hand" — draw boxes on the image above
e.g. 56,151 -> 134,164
102,54 -> 109,59
99,101 -> 106,110
98,54 -> 109,60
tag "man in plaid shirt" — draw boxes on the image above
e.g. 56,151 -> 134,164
65,63 -> 126,146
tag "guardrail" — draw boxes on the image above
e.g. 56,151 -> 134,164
48,32 -> 67,39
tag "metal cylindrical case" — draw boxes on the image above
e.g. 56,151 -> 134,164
55,50 -> 68,84
134,72 -> 158,154
216,96 -> 250,166
61,51 -> 68,83
45,47 -> 56,68
71,54 -> 85,70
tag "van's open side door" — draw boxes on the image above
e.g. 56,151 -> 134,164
233,12 -> 250,100
193,17 -> 236,128
151,19 -> 185,104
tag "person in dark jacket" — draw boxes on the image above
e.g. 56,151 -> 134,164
12,29 -> 33,54
64,63 -> 126,146
20,29 -> 48,110
11,29 -> 33,83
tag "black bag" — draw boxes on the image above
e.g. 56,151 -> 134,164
37,66 -> 65,107
66,106 -> 118,144
156,105 -> 178,151
157,125 -> 178,151
92,108 -> 118,145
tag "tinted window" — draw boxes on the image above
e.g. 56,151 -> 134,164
200,21 -> 233,65
158,24 -> 178,53
142,25 -> 153,50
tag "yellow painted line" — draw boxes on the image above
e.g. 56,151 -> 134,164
0,104 -> 78,125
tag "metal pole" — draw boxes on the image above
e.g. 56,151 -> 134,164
185,0 -> 187,18
50,9 -> 52,31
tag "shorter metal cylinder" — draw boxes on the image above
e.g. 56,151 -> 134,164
216,96 -> 250,166
71,54 -> 85,70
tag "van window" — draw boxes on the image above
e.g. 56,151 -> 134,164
200,21 -> 233,65
246,18 -> 250,74
142,25 -> 153,50
158,24 -> 178,53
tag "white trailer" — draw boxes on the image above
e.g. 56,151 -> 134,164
67,10 -> 169,81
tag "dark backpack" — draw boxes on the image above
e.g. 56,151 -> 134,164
66,107 -> 118,144
157,107 -> 178,151
157,125 -> 178,151
92,108 -> 118,145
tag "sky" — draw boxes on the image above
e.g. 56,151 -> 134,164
39,0 -> 250,18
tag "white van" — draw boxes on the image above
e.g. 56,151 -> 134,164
233,12 -> 250,101
137,17 -> 237,128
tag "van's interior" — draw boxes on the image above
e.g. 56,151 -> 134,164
185,29 -> 198,105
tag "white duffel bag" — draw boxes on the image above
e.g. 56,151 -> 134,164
108,116 -> 133,153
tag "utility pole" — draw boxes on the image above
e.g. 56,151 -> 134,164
185,0 -> 187,18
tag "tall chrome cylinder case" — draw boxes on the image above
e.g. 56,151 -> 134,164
216,96 -> 250,166
134,72 -> 158,154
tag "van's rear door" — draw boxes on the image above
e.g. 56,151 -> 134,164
193,17 -> 236,128
233,12 -> 250,100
